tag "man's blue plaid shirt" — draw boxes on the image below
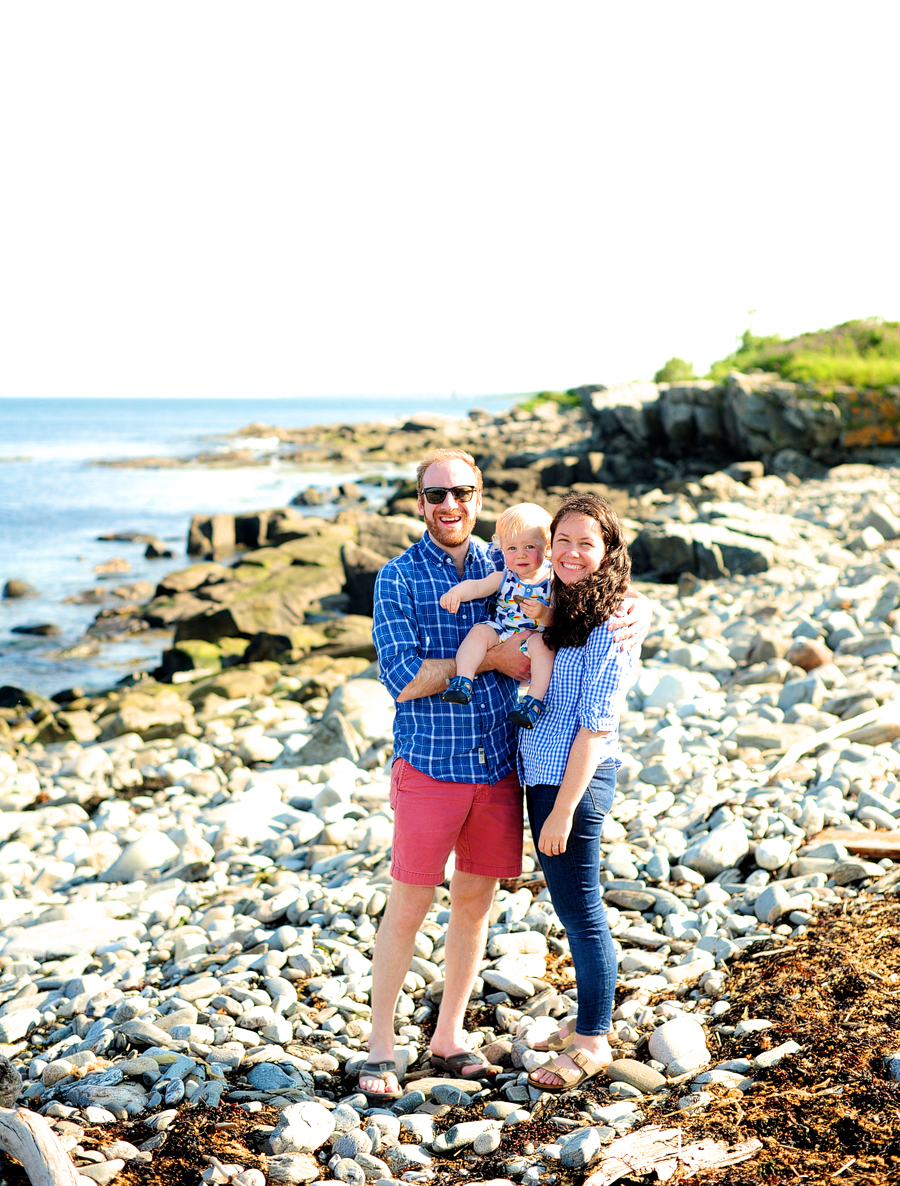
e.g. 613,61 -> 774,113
374,532 -> 517,784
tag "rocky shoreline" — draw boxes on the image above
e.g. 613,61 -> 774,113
3,394 -> 900,1183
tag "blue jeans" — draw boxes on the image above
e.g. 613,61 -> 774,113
526,762 -> 618,1036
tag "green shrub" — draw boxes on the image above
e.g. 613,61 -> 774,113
708,319 -> 900,388
653,357 -> 696,383
518,389 -> 582,411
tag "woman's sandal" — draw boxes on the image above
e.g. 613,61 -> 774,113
527,1048 -> 610,1094
532,1012 -> 577,1053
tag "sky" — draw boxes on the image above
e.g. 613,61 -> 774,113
2,2 -> 898,400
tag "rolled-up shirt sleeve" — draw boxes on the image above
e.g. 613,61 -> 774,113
374,564 -> 425,700
579,629 -> 635,732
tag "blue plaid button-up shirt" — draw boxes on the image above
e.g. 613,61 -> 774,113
518,625 -> 634,786
374,532 -> 517,783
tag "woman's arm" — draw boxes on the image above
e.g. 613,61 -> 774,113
536,727 -> 610,856
440,569 -> 504,613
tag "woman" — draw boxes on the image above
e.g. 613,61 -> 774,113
520,492 -> 636,1093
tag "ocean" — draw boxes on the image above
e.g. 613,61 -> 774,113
0,395 -> 517,697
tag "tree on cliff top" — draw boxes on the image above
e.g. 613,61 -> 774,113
653,356 -> 696,383
708,318 -> 900,388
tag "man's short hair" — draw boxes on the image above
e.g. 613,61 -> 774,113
415,449 -> 483,494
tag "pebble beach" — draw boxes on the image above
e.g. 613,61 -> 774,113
3,398 -> 900,1185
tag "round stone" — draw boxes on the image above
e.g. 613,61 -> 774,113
785,639 -> 832,671
754,837 -> 793,870
607,1058 -> 666,1093
647,1016 -> 708,1068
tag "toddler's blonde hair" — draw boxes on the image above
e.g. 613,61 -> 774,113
493,502 -> 552,549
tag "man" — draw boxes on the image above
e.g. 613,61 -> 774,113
360,448 -> 646,1100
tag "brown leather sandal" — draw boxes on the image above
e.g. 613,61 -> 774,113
532,1011 -> 577,1053
527,1048 -> 610,1093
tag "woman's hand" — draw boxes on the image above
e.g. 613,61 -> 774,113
522,596 -> 551,625
607,592 -> 652,651
440,589 -> 461,613
538,807 -> 574,856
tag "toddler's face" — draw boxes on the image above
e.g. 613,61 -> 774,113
500,529 -> 549,580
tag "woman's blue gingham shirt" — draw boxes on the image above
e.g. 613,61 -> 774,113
374,532 -> 517,783
518,624 -> 635,786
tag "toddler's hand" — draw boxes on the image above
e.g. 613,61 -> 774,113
522,597 -> 550,624
440,590 -> 461,613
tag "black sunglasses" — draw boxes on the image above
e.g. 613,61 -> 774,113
421,485 -> 477,504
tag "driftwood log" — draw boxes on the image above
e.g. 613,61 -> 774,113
0,1106 -> 81,1185
768,696 -> 900,780
583,1125 -> 762,1186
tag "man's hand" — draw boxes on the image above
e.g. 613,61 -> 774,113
440,588 -> 462,613
607,592 -> 652,651
479,632 -> 532,682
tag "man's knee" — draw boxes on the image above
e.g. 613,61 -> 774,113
384,880 -> 435,931
449,872 -> 497,917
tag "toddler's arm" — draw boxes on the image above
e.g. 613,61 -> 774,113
440,569 -> 504,613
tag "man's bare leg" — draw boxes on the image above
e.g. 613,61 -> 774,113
361,879 -> 435,1096
429,870 -> 497,1076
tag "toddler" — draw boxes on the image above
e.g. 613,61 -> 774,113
440,502 -> 556,728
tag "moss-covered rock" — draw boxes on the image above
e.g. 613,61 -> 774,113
159,638 -> 226,681
172,565 -> 345,643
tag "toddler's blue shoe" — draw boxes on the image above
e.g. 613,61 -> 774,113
507,695 -> 545,728
443,675 -> 474,704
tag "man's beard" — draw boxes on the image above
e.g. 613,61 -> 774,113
427,511 -> 474,548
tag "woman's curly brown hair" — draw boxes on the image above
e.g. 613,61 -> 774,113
542,493 -> 632,651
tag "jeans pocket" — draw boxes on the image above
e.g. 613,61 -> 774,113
585,763 -> 616,814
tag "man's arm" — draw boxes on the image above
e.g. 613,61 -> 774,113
373,564 -> 432,701
440,570 -> 504,613
607,585 -> 652,650
396,635 -> 532,701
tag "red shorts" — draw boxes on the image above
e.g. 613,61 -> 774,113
389,758 -> 524,886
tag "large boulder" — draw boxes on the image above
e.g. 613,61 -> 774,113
187,667 -> 271,704
157,637 -> 248,680
241,625 -> 329,664
187,513 -> 236,559
172,565 -> 344,643
342,541 -> 390,616
631,522 -> 777,580
315,616 -> 376,660
324,678 -> 394,742
293,713 -> 361,766
358,515 -> 426,558
154,563 -> 229,596
143,592 -> 214,628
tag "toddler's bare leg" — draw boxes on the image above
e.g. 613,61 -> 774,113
526,634 -> 554,701
456,623 -> 500,681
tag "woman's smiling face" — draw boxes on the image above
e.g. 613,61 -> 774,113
551,512 -> 606,585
